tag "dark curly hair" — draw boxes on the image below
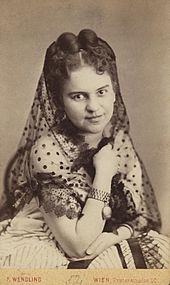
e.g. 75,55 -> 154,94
43,29 -> 120,108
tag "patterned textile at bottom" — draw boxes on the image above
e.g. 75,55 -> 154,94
137,231 -> 169,269
68,231 -> 170,269
0,217 -> 69,268
0,216 -> 169,269
0,236 -> 69,268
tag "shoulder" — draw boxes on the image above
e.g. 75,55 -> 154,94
114,131 -> 139,173
31,135 -> 64,157
114,130 -> 134,151
32,135 -> 58,151
30,135 -> 65,174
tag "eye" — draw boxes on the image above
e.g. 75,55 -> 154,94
71,93 -> 86,101
97,88 -> 108,96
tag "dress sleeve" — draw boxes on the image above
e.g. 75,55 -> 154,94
109,133 -> 161,237
29,136 -> 90,220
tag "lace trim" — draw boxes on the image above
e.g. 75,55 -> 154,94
39,186 -> 82,219
110,176 -> 137,224
37,175 -> 84,219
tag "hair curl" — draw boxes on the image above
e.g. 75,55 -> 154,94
43,29 -> 119,107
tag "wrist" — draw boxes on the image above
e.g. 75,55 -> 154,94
88,187 -> 112,220
93,172 -> 112,193
88,187 -> 110,204
116,224 -> 133,241
95,168 -> 114,179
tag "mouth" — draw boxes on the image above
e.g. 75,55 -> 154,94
85,114 -> 104,123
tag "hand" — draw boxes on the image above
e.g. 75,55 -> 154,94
93,144 -> 119,178
93,130 -> 124,177
70,232 -> 120,261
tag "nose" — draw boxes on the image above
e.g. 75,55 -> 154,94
86,96 -> 100,113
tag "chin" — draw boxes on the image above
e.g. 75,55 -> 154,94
75,121 -> 109,135
82,126 -> 105,134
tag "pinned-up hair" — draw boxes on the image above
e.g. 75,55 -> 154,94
43,29 -> 119,107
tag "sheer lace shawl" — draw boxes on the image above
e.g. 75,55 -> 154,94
5,70 -> 161,236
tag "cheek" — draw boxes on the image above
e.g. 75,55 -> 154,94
104,93 -> 115,112
64,102 -> 84,121
106,104 -> 114,120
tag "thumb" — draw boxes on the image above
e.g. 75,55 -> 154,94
86,245 -> 95,255
86,240 -> 101,255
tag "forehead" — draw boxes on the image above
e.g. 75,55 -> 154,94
64,66 -> 112,92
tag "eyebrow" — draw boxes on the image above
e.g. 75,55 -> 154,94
67,85 -> 110,96
96,84 -> 109,91
67,91 -> 87,96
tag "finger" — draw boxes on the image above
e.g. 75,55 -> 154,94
86,233 -> 114,256
108,142 -> 114,149
101,143 -> 112,150
86,239 -> 103,255
70,255 -> 94,261
86,242 -> 101,255
107,143 -> 113,149
88,235 -> 118,257
87,242 -> 106,258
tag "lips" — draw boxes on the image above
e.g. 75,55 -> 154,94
86,114 -> 104,123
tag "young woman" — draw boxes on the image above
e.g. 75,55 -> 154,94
0,29 -> 169,268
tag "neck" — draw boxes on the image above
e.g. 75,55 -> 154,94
80,132 -> 103,148
57,118 -> 103,148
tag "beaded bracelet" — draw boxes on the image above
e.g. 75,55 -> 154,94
88,187 -> 110,204
88,188 -> 112,220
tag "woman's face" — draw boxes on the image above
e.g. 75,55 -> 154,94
62,65 -> 115,136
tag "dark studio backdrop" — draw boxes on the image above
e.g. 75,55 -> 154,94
0,0 -> 169,235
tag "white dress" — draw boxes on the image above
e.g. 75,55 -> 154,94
0,134 -> 169,269
0,198 -> 69,268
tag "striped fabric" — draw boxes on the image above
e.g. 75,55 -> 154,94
119,240 -> 136,268
88,245 -> 123,269
0,217 -> 69,268
0,214 -> 169,269
0,234 -> 69,268
68,231 -> 170,269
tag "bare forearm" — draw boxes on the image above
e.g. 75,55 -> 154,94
74,171 -> 112,243
42,171 -> 113,258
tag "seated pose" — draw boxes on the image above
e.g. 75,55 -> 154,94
0,29 -> 169,269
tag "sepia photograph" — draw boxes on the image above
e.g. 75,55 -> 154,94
0,0 -> 169,284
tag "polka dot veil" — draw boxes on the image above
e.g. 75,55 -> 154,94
5,73 -> 58,212
5,57 -> 161,236
5,67 -> 130,211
